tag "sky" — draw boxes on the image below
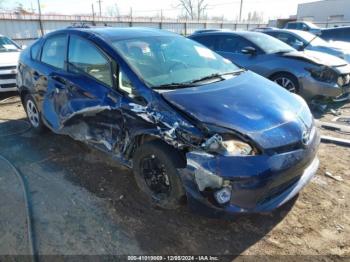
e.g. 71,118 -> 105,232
1,0 -> 318,21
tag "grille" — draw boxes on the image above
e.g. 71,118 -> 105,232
0,74 -> 16,80
0,83 -> 16,89
0,66 -> 16,70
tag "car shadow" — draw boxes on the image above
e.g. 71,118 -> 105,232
0,117 -> 295,257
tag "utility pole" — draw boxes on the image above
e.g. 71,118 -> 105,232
97,0 -> 102,16
239,0 -> 243,22
92,3 -> 96,25
37,0 -> 44,36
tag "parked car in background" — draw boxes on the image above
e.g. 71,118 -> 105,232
17,27 -> 320,216
284,21 -> 321,35
263,29 -> 350,63
189,31 -> 350,99
0,35 -> 22,92
321,26 -> 350,42
252,26 -> 278,32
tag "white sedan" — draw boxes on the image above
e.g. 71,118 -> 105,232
0,35 -> 22,92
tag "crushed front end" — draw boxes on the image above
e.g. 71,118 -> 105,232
178,124 -> 320,215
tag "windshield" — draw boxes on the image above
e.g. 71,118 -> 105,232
0,37 -> 20,52
112,36 -> 240,88
244,33 -> 295,54
294,31 -> 330,46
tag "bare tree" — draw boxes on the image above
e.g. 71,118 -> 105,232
106,3 -> 120,17
0,0 -> 6,10
177,0 -> 208,20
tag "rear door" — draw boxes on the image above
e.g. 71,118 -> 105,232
39,33 -> 69,130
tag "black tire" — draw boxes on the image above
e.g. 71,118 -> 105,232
271,73 -> 299,93
132,140 -> 185,209
24,95 -> 46,132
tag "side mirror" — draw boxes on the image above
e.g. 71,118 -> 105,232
294,41 -> 304,51
241,46 -> 257,55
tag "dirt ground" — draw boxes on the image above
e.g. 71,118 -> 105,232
0,92 -> 349,260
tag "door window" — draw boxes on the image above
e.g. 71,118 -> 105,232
217,36 -> 254,54
68,35 -> 112,87
41,35 -> 66,69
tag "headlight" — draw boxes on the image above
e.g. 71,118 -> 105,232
202,134 -> 255,156
307,67 -> 338,84
337,74 -> 350,87
221,139 -> 253,155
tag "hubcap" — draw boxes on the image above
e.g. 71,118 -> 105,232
140,155 -> 171,199
26,100 -> 40,128
274,77 -> 296,93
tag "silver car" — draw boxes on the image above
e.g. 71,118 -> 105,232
189,31 -> 350,99
264,29 -> 350,63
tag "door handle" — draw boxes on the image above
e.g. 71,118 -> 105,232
51,75 -> 67,85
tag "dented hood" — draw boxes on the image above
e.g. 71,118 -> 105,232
282,50 -> 347,67
162,71 -> 313,149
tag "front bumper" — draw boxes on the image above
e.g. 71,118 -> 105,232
299,76 -> 350,98
299,76 -> 350,99
0,66 -> 17,92
179,130 -> 320,215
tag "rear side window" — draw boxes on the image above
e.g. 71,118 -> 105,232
41,35 -> 66,69
31,41 -> 41,60
68,35 -> 112,87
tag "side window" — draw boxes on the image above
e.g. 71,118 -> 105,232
217,36 -> 238,52
68,35 -> 112,87
30,41 -> 41,60
301,23 -> 309,31
218,36 -> 254,54
119,70 -> 135,96
276,33 -> 304,48
287,23 -> 296,29
193,36 -> 217,50
41,35 -> 66,69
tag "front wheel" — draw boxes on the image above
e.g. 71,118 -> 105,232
132,140 -> 185,209
271,73 -> 299,93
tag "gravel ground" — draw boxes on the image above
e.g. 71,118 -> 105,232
0,92 -> 349,260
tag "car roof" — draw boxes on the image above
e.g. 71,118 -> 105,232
47,27 -> 178,41
322,26 -> 350,31
264,28 -> 311,35
190,30 -> 262,38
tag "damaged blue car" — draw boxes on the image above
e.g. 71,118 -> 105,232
17,27 -> 320,215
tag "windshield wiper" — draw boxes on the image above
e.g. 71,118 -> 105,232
189,70 -> 244,84
153,70 -> 244,90
153,82 -> 196,90
301,35 -> 318,51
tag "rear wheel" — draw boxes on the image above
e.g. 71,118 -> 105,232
271,73 -> 299,93
24,95 -> 45,132
132,140 -> 185,209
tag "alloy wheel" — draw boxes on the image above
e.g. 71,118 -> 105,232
26,100 -> 40,128
274,77 -> 297,93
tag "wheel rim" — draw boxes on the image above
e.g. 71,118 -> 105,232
140,154 -> 171,199
274,77 -> 296,93
26,100 -> 40,128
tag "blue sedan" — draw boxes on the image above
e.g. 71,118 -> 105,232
17,27 -> 319,216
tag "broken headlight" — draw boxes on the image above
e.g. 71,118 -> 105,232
307,67 -> 338,84
202,134 -> 255,156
